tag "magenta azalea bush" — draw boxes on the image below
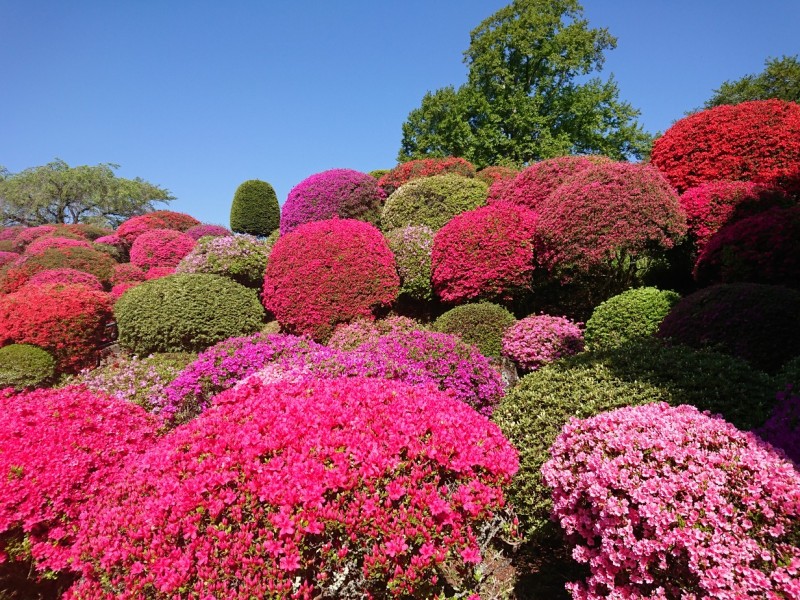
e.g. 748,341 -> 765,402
185,224 -> 233,240
501,315 -> 584,372
756,386 -> 800,465
0,251 -> 18,268
328,316 -> 422,351
129,228 -> 196,271
24,268 -> 104,291
25,236 -> 92,255
543,402 -> 800,599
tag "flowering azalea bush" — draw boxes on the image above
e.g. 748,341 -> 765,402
176,234 -> 270,289
542,402 -> 800,599
0,247 -> 116,293
328,316 -> 422,351
377,156 -> 476,195
476,165 -> 518,186
0,226 -> 23,242
110,262 -> 146,286
0,251 -> 17,268
501,314 -> 584,372
143,266 -> 175,280
756,386 -> 800,465
129,228 -> 196,271
24,268 -> 105,291
384,225 -> 435,301
116,210 -> 200,245
185,224 -> 232,240
24,236 -> 92,255
11,225 -> 60,251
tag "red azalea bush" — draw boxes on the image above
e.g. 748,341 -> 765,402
185,224 -> 233,240
501,314 -> 584,372
25,268 -> 104,291
110,262 -> 146,286
25,236 -> 92,255
476,165 -> 518,186
68,377 -> 518,599
377,156 -> 477,195
263,219 -> 400,340
129,229 -> 196,271
543,402 -> 800,599
0,251 -> 18,268
432,202 -> 538,303
110,282 -> 139,300
0,246 -> 117,293
0,284 -> 113,373
280,169 -> 387,234
650,99 -> 800,195
116,210 -> 200,245
143,266 -> 176,280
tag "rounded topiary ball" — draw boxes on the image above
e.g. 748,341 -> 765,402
229,179 -> 280,237
116,211 -> 201,246
501,314 -> 584,372
432,302 -> 516,359
114,274 -> 265,355
384,225 -> 434,301
176,234 -> 271,289
129,229 -> 196,272
0,344 -> 56,390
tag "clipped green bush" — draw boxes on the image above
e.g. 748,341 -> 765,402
0,344 -> 56,390
229,179 -> 280,237
380,174 -> 488,232
585,287 -> 680,351
384,226 -> 434,301
432,302 -> 516,358
115,274 -> 265,355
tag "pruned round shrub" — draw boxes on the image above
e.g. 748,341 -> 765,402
24,236 -> 92,255
328,316 -> 422,351
584,287 -> 680,351
114,274 -> 265,355
229,179 -> 280,237
11,225 -> 59,251
657,283 -> 800,372
185,223 -> 232,240
476,165 -> 518,186
110,281 -> 138,300
60,223 -> 112,240
377,156 -> 477,195
129,228 -> 195,271
0,251 -> 17,268
0,344 -> 55,390
501,314 -> 584,372
176,234 -> 271,289
0,284 -> 112,373
384,225 -> 434,301
110,262 -> 145,286
262,219 -> 400,340
280,169 -> 386,234
116,210 -> 200,245
431,202 -> 537,303
92,234 -> 128,262
24,268 -> 104,291
543,403 -> 800,599
69,377 -> 517,600
432,302 -> 516,358
0,246 -> 116,293
380,174 -> 488,232
651,99 -> 800,195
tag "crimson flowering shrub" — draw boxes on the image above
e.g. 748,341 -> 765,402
431,202 -> 538,303
143,266 -> 175,279
110,282 -> 139,300
501,314 -> 584,372
0,226 -> 22,242
280,169 -> 387,234
129,228 -> 196,271
0,246 -> 116,293
476,165 -> 518,186
110,262 -> 145,286
24,268 -> 104,291
24,236 -> 92,255
651,99 -> 800,195
116,210 -> 201,245
68,377 -> 518,600
756,386 -> 800,465
377,156 -> 477,195
384,225 -> 434,301
263,219 -> 400,340
185,224 -> 232,240
0,252 -> 18,268
543,402 -> 800,599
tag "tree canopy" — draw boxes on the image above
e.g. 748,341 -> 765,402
704,55 -> 800,108
398,0 -> 652,168
0,159 -> 174,227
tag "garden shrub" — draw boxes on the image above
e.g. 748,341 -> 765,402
60,223 -> 112,241
756,386 -> 800,465
92,234 -> 128,262
0,226 -> 22,241
584,287 -> 680,351
11,225 -> 59,251
116,210 -> 200,245
110,282 -> 139,300
476,165 -> 518,186
384,225 -> 434,301
380,174 -> 488,232
650,99 -> 800,195
262,219 -> 399,340
368,168 -> 390,179
431,302 -> 516,359
328,316 -> 422,351
229,179 -> 280,237
0,246 -> 116,293
185,223 -> 232,240
129,228 -> 196,271
377,156 -> 476,195
114,274 -> 265,355
0,251 -> 17,268
176,233 -> 271,289
69,377 -> 518,600
24,268 -> 104,291
24,236 -> 92,255
280,169 -> 386,234
501,314 -> 584,372
657,283 -> 800,373
0,344 -> 55,390
143,266 -> 175,280
543,403 -> 800,599
431,202 -> 537,303
110,262 -> 146,286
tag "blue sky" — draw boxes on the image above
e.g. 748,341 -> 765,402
2,0 -> 798,227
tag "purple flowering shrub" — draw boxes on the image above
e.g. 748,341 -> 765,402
755,386 -> 800,465
384,225 -> 435,301
501,315 -> 584,372
176,234 -> 271,289
543,402 -> 800,599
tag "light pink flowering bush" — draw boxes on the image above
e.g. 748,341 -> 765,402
501,314 -> 584,372
542,402 -> 800,600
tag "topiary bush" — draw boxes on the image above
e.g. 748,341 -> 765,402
184,224 -> 232,240
0,344 -> 55,390
650,99 -> 800,195
176,233 -> 271,289
0,246 -> 116,293
384,225 -> 435,301
114,274 -> 265,355
380,174 -> 488,232
280,169 -> 386,234
432,302 -> 516,359
262,219 -> 400,340
23,268 -> 104,291
584,287 -> 680,351
116,210 -> 200,245
431,202 -> 537,303
501,314 -> 584,372
129,228 -> 196,272
377,156 -> 477,195
229,179 -> 280,237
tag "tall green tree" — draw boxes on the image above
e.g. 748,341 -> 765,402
704,55 -> 800,108
0,159 -> 173,227
398,0 -> 651,168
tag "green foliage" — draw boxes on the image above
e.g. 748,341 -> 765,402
398,0 -> 652,167
229,179 -> 280,237
0,344 -> 56,390
704,55 -> 800,108
114,274 -> 265,355
776,355 -> 800,390
584,287 -> 680,351
368,169 -> 390,179
432,302 -> 516,358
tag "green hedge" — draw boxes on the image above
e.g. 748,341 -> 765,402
0,344 -> 56,390
432,302 -> 515,358
230,179 -> 280,237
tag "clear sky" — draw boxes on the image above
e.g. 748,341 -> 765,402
2,0 -> 799,227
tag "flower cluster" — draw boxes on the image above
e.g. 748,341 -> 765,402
501,314 -> 584,372
185,224 -> 233,240
384,225 -> 435,301
755,386 -> 800,465
115,210 -> 200,245
542,402 -> 800,599
377,156 -> 476,195
24,268 -> 104,291
176,234 -> 270,289
11,225 -> 60,251
24,236 -> 92,255
129,228 -> 196,271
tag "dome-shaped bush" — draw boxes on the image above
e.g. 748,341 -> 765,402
328,315 -> 422,351
380,174 -> 488,232
110,262 -> 146,286
476,165 -> 518,186
0,246 -> 117,293
756,386 -> 800,465
116,210 -> 200,245
651,99 -> 800,195
184,223 -> 233,240
0,344 -> 55,390
24,268 -> 104,291
60,223 -> 112,240
114,274 -> 265,355
0,251 -> 17,268
11,225 -> 59,251
110,281 -> 139,300
377,156 -> 476,195
501,314 -> 584,372
176,233 -> 271,289
384,225 -> 435,301
658,283 -> 800,372
229,179 -> 280,237
280,169 -> 386,234
431,202 -> 537,303
432,302 -> 516,359
129,228 -> 196,271
262,219 -> 400,340
24,236 -> 92,255
584,287 -> 680,351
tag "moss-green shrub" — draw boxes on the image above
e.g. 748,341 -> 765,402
775,355 -> 800,390
368,169 -> 390,179
384,226 -> 434,301
115,274 -> 265,355
0,344 -> 56,390
432,303 -> 516,358
585,287 -> 680,351
175,234 -> 270,289
229,179 -> 280,237
380,174 -> 488,232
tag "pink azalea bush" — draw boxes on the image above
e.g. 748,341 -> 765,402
68,377 -> 518,599
24,236 -> 92,255
184,224 -> 233,240
110,262 -> 146,286
328,316 -> 422,351
0,251 -> 20,268
11,225 -> 59,251
24,268 -> 104,291
110,281 -> 139,300
542,402 -> 800,599
129,228 -> 196,271
501,314 -> 584,372
116,210 -> 200,245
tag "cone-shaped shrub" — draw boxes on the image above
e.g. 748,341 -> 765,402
129,228 -> 196,271
229,179 -> 280,237
501,314 -> 584,372
176,233 -> 272,289
0,344 -> 55,390
116,210 -> 200,245
185,224 -> 232,240
432,302 -> 516,359
377,156 -> 476,195
0,246 -> 116,293
384,225 -> 435,301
